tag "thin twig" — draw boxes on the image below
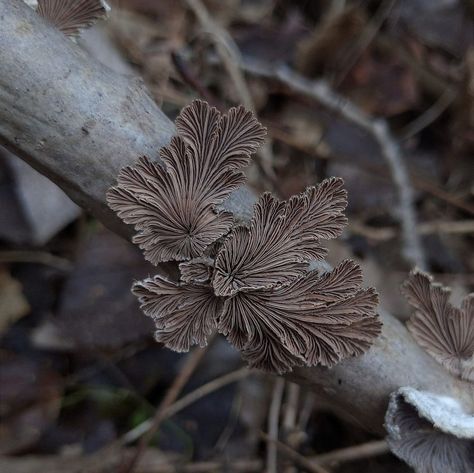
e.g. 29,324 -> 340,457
282,383 -> 301,473
283,383 -> 300,433
170,51 -> 222,109
182,0 -> 277,183
334,0 -> 396,85
260,432 -> 331,473
122,367 -> 251,445
123,340 -> 213,473
266,378 -> 285,473
184,0 -> 253,110
267,122 -> 473,214
310,439 -> 390,466
0,250 -> 73,271
239,57 -> 427,268
297,392 -> 314,433
401,89 -> 457,140
350,219 -> 474,241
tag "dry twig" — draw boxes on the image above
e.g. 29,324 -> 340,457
260,432 -> 331,473
311,439 -> 390,466
122,340 -> 213,473
122,366 -> 251,445
239,57 -> 427,269
183,0 -> 277,183
266,378 -> 286,473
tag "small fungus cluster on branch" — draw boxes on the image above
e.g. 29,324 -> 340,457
402,269 -> 474,382
107,100 -> 381,374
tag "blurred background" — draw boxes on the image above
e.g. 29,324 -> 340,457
0,0 -> 473,471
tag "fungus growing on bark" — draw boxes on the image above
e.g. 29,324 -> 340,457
107,100 -> 382,373
385,387 -> 474,473
107,101 -> 266,264
218,260 -> 380,373
212,181 -> 347,296
25,0 -> 110,36
132,274 -> 221,353
402,269 -> 474,382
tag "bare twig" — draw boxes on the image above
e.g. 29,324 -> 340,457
349,219 -> 474,241
0,250 -> 72,271
183,0 -> 277,183
171,51 -> 222,109
183,0 -> 253,110
260,432 -> 331,473
122,366 -> 251,445
311,439 -> 390,466
268,123 -> 474,214
283,383 -> 300,433
401,89 -> 457,140
123,340 -> 213,473
0,451 -> 263,473
334,0 -> 396,85
297,392 -> 314,433
239,57 -> 427,268
266,378 -> 285,473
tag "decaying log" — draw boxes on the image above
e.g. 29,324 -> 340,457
0,0 -> 472,435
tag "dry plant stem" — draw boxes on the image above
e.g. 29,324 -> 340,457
183,0 -> 276,180
122,367 -> 251,445
0,452 -> 263,473
283,383 -> 300,433
350,219 -> 474,241
1,0 -> 473,436
400,88 -> 457,140
184,0 -> 253,110
311,439 -> 390,466
268,124 -> 473,215
260,432 -> 331,473
267,378 -> 285,473
0,250 -> 73,271
240,58 -> 427,269
123,342 -> 212,473
334,0 -> 396,85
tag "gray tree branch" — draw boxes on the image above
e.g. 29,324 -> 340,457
0,0 -> 472,436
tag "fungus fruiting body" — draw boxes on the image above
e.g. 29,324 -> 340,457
402,269 -> 474,382
385,387 -> 474,473
24,0 -> 110,36
107,100 -> 381,373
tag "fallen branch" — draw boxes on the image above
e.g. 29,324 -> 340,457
0,0 -> 472,437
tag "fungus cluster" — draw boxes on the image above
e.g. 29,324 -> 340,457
107,100 -> 381,373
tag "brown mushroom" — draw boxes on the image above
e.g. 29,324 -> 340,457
213,180 -> 347,297
107,100 -> 381,374
107,100 -> 266,265
132,274 -> 221,352
402,269 -> 474,382
218,260 -> 380,373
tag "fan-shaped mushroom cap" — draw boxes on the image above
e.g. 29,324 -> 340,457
385,387 -> 474,473
402,269 -> 474,382
25,0 -> 110,37
107,100 -> 266,265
